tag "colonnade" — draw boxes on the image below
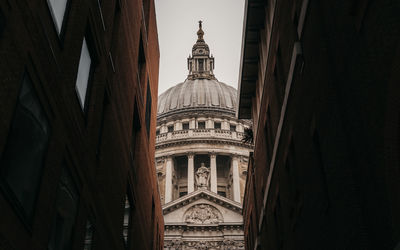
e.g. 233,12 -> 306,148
164,153 -> 241,203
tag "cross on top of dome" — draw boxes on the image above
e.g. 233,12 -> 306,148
188,21 -> 216,80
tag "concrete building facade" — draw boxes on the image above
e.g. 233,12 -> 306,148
238,0 -> 400,249
156,22 -> 252,249
0,0 -> 163,249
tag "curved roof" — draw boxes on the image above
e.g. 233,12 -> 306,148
157,79 -> 237,116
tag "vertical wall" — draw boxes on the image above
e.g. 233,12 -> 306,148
239,0 -> 400,249
0,0 -> 163,249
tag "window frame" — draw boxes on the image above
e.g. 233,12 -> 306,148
0,71 -> 51,228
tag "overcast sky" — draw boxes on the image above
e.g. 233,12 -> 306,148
154,0 -> 246,95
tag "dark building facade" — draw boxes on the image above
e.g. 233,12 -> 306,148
0,0 -> 163,249
238,0 -> 400,249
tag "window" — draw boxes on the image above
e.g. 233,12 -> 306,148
198,121 -> 205,129
217,191 -> 226,197
0,9 -> 5,38
47,0 -> 68,34
182,122 -> 189,130
123,194 -> 134,248
75,38 -> 92,111
156,130 -> 160,136
214,122 -> 221,130
138,35 -> 146,87
199,59 -> 204,71
230,124 -> 236,132
0,72 -> 50,221
179,191 -> 188,197
145,82 -> 152,137
167,125 -> 173,133
48,166 -> 79,250
84,220 -> 94,250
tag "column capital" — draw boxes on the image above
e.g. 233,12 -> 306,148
209,152 -> 217,158
188,152 -> 195,159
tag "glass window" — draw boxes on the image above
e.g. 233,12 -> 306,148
0,9 -> 5,38
167,125 -> 173,132
48,167 -> 79,250
230,124 -> 236,132
47,0 -> 68,34
214,122 -> 221,130
123,195 -> 133,248
155,130 -> 160,136
182,123 -> 189,130
145,82 -> 152,137
198,121 -> 205,129
84,220 -> 94,250
75,38 -> 92,111
0,73 -> 50,221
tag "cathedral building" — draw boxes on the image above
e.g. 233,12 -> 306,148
156,22 -> 252,249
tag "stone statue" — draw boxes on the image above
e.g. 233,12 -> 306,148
195,163 -> 210,189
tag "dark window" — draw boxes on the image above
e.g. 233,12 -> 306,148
123,195 -> 130,247
123,190 -> 135,249
179,191 -> 188,197
199,59 -> 204,71
214,122 -> 221,129
145,82 -> 152,137
138,35 -> 146,87
217,191 -> 226,197
0,9 -> 5,38
168,125 -> 173,132
0,73 -> 50,221
230,124 -> 236,131
84,219 -> 94,250
156,130 -> 160,136
48,166 -> 79,250
198,121 -> 205,129
130,101 -> 141,173
182,123 -> 189,130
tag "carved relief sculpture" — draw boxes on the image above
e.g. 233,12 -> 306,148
195,163 -> 210,189
184,204 -> 223,224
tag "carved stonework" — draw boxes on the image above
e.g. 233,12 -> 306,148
164,240 -> 245,250
184,204 -> 223,224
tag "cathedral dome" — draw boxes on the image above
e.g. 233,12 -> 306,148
157,21 -> 237,118
157,78 -> 237,117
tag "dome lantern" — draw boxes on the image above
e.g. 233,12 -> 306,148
187,21 -> 216,80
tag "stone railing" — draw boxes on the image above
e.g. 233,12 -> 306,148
155,129 -> 245,144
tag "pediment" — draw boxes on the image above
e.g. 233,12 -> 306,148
162,190 -> 243,225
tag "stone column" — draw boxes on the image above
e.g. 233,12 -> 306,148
187,153 -> 195,193
165,157 -> 173,203
232,155 -> 241,203
210,153 -> 217,193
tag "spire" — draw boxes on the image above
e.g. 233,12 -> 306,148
197,20 -> 204,41
187,21 -> 216,80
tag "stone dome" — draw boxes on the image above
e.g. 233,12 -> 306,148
157,78 -> 237,117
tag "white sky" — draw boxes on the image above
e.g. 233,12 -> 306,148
154,0 -> 246,95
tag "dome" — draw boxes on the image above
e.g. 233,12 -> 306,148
157,78 -> 237,117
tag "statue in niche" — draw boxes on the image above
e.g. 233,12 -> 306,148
195,163 -> 210,189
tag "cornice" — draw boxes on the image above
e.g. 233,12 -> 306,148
155,137 -> 253,150
163,189 -> 242,215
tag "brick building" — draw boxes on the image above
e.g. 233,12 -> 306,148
0,0 -> 163,249
238,0 -> 400,249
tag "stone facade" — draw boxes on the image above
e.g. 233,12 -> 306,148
157,22 -> 252,249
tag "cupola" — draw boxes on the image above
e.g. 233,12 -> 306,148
187,21 -> 216,80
